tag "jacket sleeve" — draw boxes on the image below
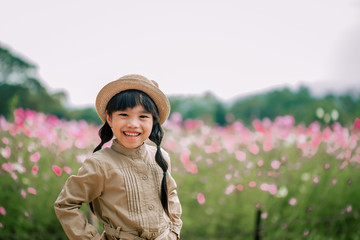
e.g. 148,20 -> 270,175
163,151 -> 183,238
54,157 -> 104,240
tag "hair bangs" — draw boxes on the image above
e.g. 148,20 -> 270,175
106,90 -> 159,122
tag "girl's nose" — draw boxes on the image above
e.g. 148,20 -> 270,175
127,117 -> 140,128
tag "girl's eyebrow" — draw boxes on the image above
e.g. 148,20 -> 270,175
140,110 -> 151,114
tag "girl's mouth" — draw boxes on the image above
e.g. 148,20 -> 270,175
123,132 -> 141,137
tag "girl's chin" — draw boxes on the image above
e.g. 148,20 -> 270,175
119,139 -> 143,148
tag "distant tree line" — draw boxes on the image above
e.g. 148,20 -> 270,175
1,44 -> 360,127
0,44 -> 100,124
169,87 -> 360,126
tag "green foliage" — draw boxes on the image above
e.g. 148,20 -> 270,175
66,107 -> 102,125
169,92 -> 221,124
0,109 -> 360,239
0,81 -> 67,120
166,121 -> 360,239
0,45 -> 35,83
0,134 -> 71,239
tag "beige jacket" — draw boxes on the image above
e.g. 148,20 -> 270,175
54,140 -> 182,240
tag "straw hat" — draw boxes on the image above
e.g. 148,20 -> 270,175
95,74 -> 170,125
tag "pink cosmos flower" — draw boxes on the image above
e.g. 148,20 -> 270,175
235,151 -> 246,162
323,163 -> 330,170
27,187 -> 37,195
1,146 -> 11,159
354,118 -> 360,132
2,162 -> 14,172
205,142 -> 221,153
236,184 -> 244,192
52,165 -> 62,176
14,108 -> 25,126
260,183 -> 269,192
10,172 -> 18,180
30,152 -> 41,162
257,160 -> 264,167
180,150 -> 190,164
249,144 -> 260,155
331,178 -> 338,186
169,112 -> 183,125
63,166 -> 72,174
2,137 -> 9,145
289,198 -> 297,206
75,139 -> 86,149
263,136 -> 273,152
308,122 -> 320,134
0,116 -> 9,131
270,185 -> 278,195
76,154 -> 87,164
206,158 -> 213,165
271,160 -> 281,170
322,127 -> 332,140
248,181 -> 257,188
197,193 -> 206,205
232,121 -> 244,132
252,119 -> 266,133
185,162 -> 198,174
225,174 -> 232,181
0,207 -> 6,215
184,119 -> 200,131
32,165 -> 39,175
225,184 -> 236,195
21,189 -> 27,199
313,176 -> 320,184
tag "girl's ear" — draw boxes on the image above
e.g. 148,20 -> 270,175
106,111 -> 112,128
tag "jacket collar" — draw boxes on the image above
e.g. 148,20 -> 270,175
111,139 -> 146,158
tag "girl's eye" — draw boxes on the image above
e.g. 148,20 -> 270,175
140,115 -> 150,119
119,113 -> 128,117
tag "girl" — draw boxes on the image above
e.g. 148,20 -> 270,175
54,74 -> 182,240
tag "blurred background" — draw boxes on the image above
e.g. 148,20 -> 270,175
1,0 -> 360,239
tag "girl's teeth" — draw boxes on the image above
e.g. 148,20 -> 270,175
124,132 -> 139,136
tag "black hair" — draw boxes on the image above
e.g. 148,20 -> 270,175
93,89 -> 171,218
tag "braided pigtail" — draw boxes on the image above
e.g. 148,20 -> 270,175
93,121 -> 113,153
149,122 -> 172,218
89,121 -> 113,213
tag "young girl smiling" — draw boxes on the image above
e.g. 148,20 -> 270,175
54,74 -> 182,240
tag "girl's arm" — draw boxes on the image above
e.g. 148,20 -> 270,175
162,150 -> 183,238
54,158 -> 104,240
167,172 -> 183,238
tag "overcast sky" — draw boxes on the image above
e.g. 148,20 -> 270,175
1,0 -> 360,107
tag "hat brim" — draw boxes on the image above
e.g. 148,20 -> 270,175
96,75 -> 170,125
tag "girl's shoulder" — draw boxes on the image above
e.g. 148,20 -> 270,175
87,147 -> 127,167
79,148 -> 111,167
144,143 -> 171,164
90,147 -> 114,160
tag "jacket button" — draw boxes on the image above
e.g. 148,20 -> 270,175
142,175 -> 148,180
148,204 -> 154,210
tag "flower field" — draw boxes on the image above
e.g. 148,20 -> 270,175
1,109 -> 360,239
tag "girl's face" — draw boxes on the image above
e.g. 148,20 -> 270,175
106,105 -> 153,149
